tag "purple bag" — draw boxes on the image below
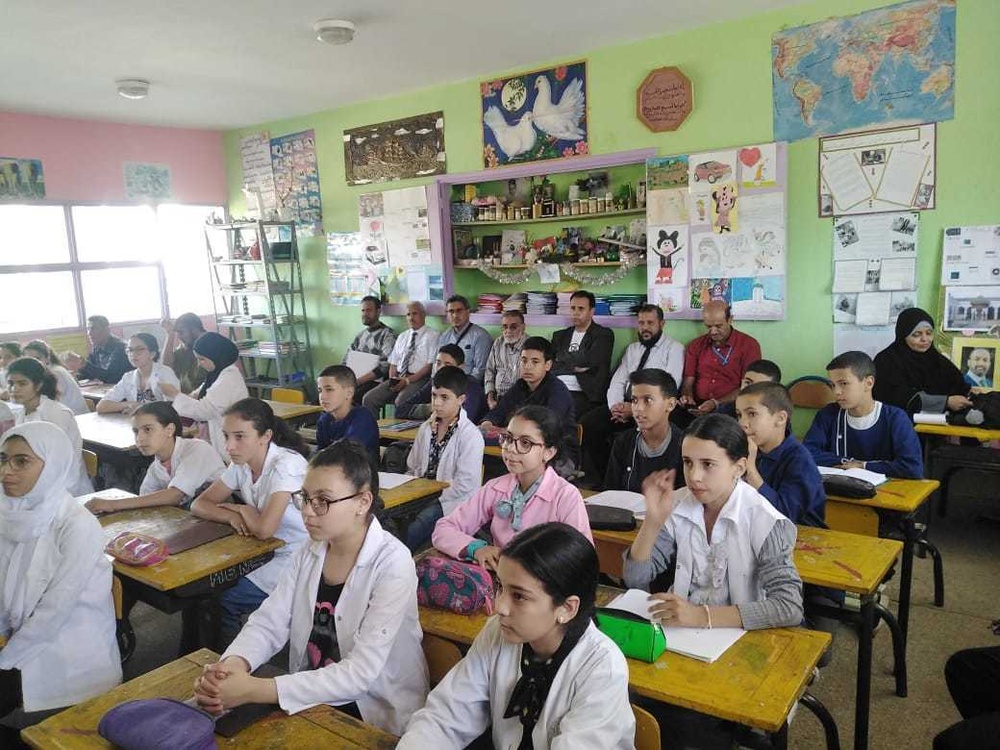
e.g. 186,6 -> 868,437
98,698 -> 217,750
416,555 -> 495,614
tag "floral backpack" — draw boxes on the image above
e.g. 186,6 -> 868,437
416,555 -> 495,615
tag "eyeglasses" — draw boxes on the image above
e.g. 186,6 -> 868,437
0,454 -> 38,471
290,490 -> 362,516
498,433 -> 545,454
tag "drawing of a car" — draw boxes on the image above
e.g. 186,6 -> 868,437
693,161 -> 732,183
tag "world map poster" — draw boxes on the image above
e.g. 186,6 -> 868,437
772,0 -> 955,142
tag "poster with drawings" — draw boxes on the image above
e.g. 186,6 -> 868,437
646,142 -> 787,320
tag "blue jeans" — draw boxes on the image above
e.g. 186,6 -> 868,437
406,500 -> 444,552
219,577 -> 268,645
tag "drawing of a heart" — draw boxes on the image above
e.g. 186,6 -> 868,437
739,147 -> 761,167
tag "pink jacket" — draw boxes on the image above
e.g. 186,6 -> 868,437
432,466 -> 593,558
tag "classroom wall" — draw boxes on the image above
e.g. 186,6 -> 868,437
222,0 -> 999,380
0,111 -> 226,204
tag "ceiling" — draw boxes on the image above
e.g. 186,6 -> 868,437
1,0 -> 811,130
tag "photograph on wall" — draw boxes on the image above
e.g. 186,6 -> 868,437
951,337 -> 999,391
124,162 -> 171,201
270,129 -> 323,234
940,225 -> 1000,286
944,286 -> 1000,333
344,111 -> 446,185
481,61 -> 587,168
0,157 -> 45,199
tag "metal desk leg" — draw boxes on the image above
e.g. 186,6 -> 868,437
799,692 -> 841,750
873,602 -> 907,697
769,722 -> 788,750
897,523 -> 916,646
854,596 -> 875,750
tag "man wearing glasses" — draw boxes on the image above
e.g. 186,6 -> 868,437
483,311 -> 527,411
438,295 -> 493,382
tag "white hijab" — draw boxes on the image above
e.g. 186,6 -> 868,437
0,422 -> 77,632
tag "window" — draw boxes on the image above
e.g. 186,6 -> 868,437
0,202 -> 221,335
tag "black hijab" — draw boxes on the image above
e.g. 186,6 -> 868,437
192,333 -> 239,399
873,308 -> 967,412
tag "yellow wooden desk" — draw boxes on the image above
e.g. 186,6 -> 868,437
20,649 -> 397,750
419,586 -> 829,742
915,422 -> 1000,442
264,400 -> 323,425
381,477 -> 449,514
76,412 -> 137,451
379,418 -> 503,458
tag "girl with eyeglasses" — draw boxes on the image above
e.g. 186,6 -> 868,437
190,398 -> 310,645
95,334 -> 180,415
399,522 -> 634,750
22,340 -> 88,416
0,423 -> 121,743
193,439 -> 428,735
433,405 -> 592,571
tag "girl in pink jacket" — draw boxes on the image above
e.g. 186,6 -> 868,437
432,405 -> 593,569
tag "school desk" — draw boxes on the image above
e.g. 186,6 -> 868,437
418,585 -> 832,750
75,411 -> 150,492
20,649 -> 397,750
78,380 -> 113,403
914,422 -> 1000,443
590,524 -> 902,750
263,399 -> 322,426
378,417 -> 503,458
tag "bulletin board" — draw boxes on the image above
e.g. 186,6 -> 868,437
645,142 -> 787,321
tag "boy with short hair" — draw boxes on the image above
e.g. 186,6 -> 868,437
315,365 -> 380,458
396,344 -> 486,422
404,366 -> 485,550
480,337 -> 575,429
604,369 -> 685,491
804,351 -> 923,478
718,359 -> 783,418
736,381 -> 825,526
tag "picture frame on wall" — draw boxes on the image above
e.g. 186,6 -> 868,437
481,61 -> 588,169
343,111 -> 446,185
951,337 -> 999,392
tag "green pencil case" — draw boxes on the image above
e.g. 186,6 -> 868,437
596,608 -> 667,663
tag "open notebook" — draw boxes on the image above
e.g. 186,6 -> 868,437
817,465 -> 887,486
605,589 -> 746,663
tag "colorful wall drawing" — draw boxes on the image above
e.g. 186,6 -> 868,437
343,112 -> 446,185
270,130 -> 323,234
0,157 -> 45,199
123,162 -> 172,201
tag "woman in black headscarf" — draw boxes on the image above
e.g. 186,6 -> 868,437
873,308 -> 972,414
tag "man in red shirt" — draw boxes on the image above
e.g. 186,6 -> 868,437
677,300 -> 761,426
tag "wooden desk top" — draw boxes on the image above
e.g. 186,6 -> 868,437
420,586 -> 829,734
96,507 -> 284,592
381,477 -> 449,511
826,478 -> 939,515
915,422 -> 1000,442
265,400 -> 323,421
378,418 -> 502,458
79,381 -> 114,401
21,649 -> 397,750
76,412 -> 136,451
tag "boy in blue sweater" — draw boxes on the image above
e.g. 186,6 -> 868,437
804,351 -> 923,478
736,381 -> 826,526
315,365 -> 380,458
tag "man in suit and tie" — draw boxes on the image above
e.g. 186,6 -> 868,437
550,290 -> 614,422
362,301 -> 439,416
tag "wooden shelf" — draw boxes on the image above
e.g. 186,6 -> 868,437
453,208 -> 645,228
455,260 -> 645,270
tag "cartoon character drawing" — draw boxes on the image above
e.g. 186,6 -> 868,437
712,185 -> 737,233
653,229 -> 684,283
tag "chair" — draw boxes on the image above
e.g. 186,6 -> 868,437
787,375 -> 835,409
632,703 -> 661,750
82,449 -> 98,479
112,576 -> 136,663
422,634 -> 463,687
271,387 -> 305,404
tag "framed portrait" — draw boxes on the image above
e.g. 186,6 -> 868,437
951,337 -> 1000,392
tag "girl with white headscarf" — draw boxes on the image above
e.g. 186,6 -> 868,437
0,422 -> 121,732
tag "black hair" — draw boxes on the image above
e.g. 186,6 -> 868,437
827,350 -> 876,381
501,522 -> 599,643
23,339 -> 60,366
437,343 -> 465,365
628,368 -> 679,398
446,294 -> 470,309
318,364 -> 357,389
360,295 -> 382,309
174,313 -> 205,332
521,336 -> 554,362
88,315 -> 110,328
134,401 -> 184,438
130,332 -> 161,362
511,405 -> 562,452
570,290 -> 596,308
745,359 -> 782,383
685,413 -> 749,462
0,342 -> 22,359
7,357 -> 58,400
309,438 -> 383,519
738,381 -> 793,418
636,303 -> 664,321
432,365 -> 468,397
223,397 -> 310,458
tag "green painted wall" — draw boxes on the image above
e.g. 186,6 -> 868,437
223,0 -> 999,381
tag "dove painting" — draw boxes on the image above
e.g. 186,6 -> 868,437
481,61 -> 588,168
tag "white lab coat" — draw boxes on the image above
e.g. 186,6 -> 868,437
399,618 -> 634,750
104,362 -> 180,404
405,409 -> 484,514
222,517 -> 429,735
17,396 -> 92,495
219,443 -> 308,594
171,364 -> 248,460
51,365 -> 89,415
139,437 -> 225,502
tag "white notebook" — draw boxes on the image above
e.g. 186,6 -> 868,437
378,472 -> 417,490
605,589 -> 746,663
584,490 -> 646,519
817,465 -> 887,486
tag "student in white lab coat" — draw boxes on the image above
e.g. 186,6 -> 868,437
0,422 -> 121,742
160,332 -> 248,460
96,333 -> 180,415
22,340 -> 89,416
190,398 -> 310,645
85,402 -> 224,514
6,358 -> 92,496
193,439 -> 429,735
399,522 -> 634,750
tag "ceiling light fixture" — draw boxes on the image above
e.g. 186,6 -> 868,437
116,79 -> 150,100
313,18 -> 356,45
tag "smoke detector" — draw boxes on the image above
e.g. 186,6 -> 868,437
116,79 -> 150,100
313,18 -> 356,45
